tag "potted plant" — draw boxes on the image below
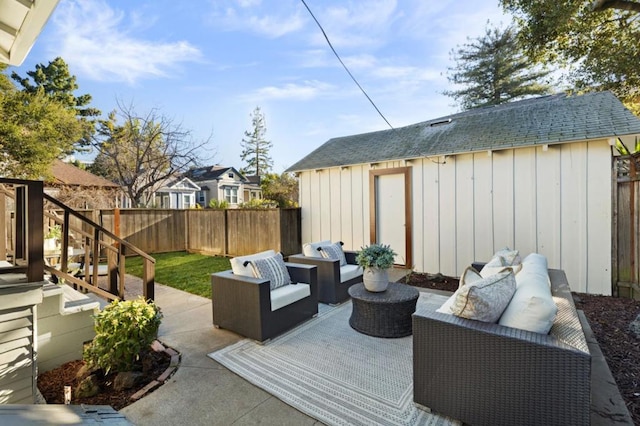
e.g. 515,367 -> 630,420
356,243 -> 396,292
44,224 -> 62,251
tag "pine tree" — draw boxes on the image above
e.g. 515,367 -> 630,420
240,107 -> 273,177
444,25 -> 552,110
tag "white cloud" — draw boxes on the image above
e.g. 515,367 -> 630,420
208,0 -> 305,38
249,80 -> 336,101
307,0 -> 400,49
49,0 -> 202,85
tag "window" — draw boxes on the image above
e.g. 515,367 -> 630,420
197,191 -> 205,203
183,194 -> 193,208
224,187 -> 238,204
228,172 -> 234,178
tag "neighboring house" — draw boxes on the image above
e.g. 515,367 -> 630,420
286,91 -> 640,295
46,160 -> 124,209
187,165 -> 262,207
148,175 -> 200,209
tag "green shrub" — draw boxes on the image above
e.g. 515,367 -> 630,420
83,297 -> 163,374
208,199 -> 229,209
238,198 -> 278,209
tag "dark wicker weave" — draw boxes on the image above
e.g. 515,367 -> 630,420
412,269 -> 591,426
288,251 -> 361,304
211,263 -> 318,343
348,282 -> 419,338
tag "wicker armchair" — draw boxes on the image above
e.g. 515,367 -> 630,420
288,241 -> 362,304
412,269 -> 591,426
211,262 -> 318,343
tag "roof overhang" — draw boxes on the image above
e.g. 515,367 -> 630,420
0,0 -> 60,66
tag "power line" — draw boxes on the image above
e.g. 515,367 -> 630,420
300,0 -> 394,130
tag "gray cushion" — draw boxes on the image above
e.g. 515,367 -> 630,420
250,253 -> 291,290
319,242 -> 347,266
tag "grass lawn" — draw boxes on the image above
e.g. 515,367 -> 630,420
125,251 -> 231,298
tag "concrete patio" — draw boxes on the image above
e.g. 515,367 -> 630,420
117,271 -> 632,426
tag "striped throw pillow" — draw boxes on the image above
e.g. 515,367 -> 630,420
250,253 -> 291,290
319,242 -> 347,266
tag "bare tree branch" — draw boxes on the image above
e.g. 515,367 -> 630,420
89,99 -> 215,207
592,0 -> 640,12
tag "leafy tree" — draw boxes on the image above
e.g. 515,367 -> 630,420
501,0 -> 640,113
89,101 -> 211,207
0,89 -> 84,179
11,57 -> 100,145
444,24 -> 552,110
261,172 -> 299,207
240,106 -> 273,176
0,64 -> 14,93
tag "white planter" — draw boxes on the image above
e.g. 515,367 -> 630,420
362,268 -> 389,292
44,238 -> 58,252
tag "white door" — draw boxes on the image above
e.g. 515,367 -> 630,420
376,173 -> 406,266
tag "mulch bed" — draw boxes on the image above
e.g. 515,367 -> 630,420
37,349 -> 171,410
403,272 -> 640,425
39,273 -> 640,424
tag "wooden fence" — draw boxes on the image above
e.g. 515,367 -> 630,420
91,208 -> 302,257
613,154 -> 640,299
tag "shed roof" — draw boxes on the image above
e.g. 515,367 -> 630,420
49,160 -> 119,188
286,91 -> 640,172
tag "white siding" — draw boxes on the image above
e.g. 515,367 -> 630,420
298,139 -> 612,294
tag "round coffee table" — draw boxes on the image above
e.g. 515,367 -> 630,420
348,282 -> 420,338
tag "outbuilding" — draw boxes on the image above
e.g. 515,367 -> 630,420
287,92 -> 640,295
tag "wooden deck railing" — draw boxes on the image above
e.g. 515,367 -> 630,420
43,194 -> 156,302
0,178 -> 155,302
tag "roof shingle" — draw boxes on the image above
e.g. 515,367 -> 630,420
286,92 -> 640,172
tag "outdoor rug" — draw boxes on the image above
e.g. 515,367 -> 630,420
208,292 -> 460,426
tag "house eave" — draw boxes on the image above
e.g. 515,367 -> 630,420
0,0 -> 61,66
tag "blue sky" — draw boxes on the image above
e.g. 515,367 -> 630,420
14,0 -> 512,172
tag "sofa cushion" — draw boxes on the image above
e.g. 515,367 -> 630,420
230,249 -> 277,277
270,282 -> 311,311
320,242 -> 347,266
480,248 -> 522,278
250,253 -> 291,290
340,264 -> 363,283
303,240 -> 331,258
499,268 -> 557,334
519,253 -> 549,287
449,269 -> 516,323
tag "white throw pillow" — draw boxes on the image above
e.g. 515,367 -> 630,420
519,253 -> 549,286
449,269 -> 516,323
499,271 -> 557,334
302,240 -> 331,258
480,248 -> 522,278
319,242 -> 347,266
250,253 -> 291,290
230,250 -> 277,277
494,247 -> 522,265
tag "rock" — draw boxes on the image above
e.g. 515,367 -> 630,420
629,313 -> 640,339
75,363 -> 98,380
114,371 -> 144,391
75,374 -> 100,399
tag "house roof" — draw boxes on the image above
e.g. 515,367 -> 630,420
186,165 -> 247,182
156,175 -> 200,192
49,160 -> 120,188
0,0 -> 61,66
286,91 -> 640,172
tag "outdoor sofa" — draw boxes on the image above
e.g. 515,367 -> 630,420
211,250 -> 318,343
288,240 -> 362,304
412,257 -> 591,426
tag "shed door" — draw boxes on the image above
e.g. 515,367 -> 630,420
370,167 -> 412,267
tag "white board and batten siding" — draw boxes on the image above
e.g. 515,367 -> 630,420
298,140 -> 612,295
0,283 -> 43,404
